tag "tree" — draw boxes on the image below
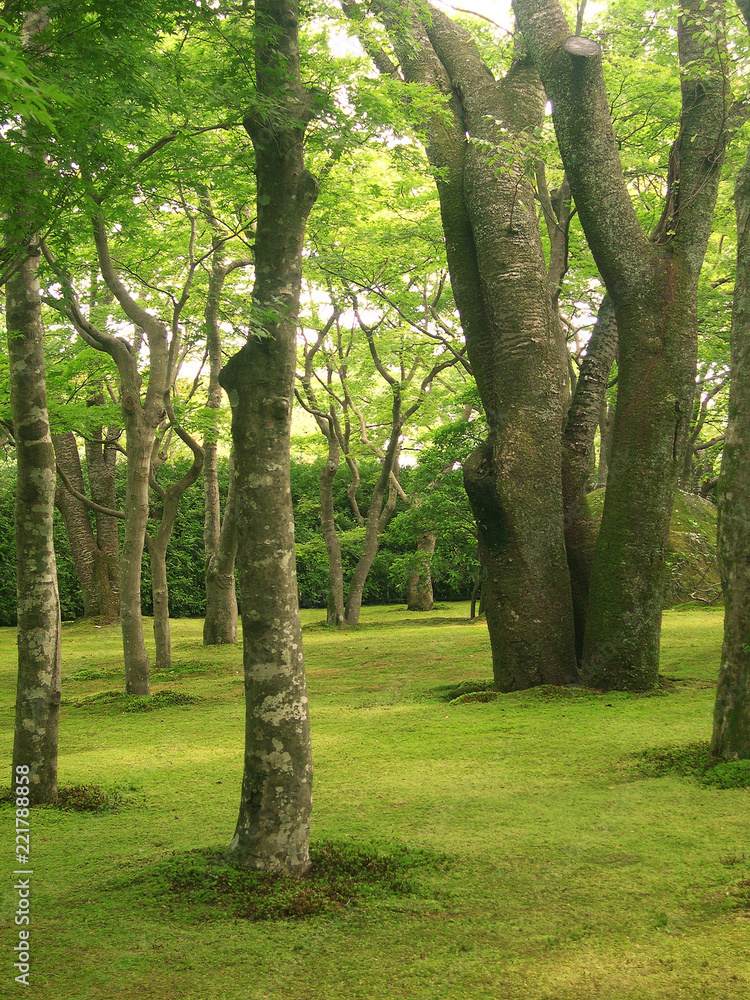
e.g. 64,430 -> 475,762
514,0 -> 733,689
198,190 -> 252,647
8,242 -> 62,804
711,0 -> 750,760
218,0 -> 316,874
52,428 -> 119,621
343,0 -> 580,689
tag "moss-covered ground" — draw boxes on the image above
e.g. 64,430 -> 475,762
1,603 -> 748,999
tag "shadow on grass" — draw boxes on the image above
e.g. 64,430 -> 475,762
622,740 -> 750,789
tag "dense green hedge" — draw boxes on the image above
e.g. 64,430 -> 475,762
0,455 -> 476,626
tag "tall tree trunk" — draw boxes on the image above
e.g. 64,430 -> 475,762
406,530 -> 436,611
8,245 -> 61,804
218,0 -> 316,875
355,1 -> 577,688
514,0 -> 731,689
711,1 -> 750,757
53,431 -> 119,621
201,194 -> 246,646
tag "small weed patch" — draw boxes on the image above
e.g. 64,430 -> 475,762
626,741 -> 750,788
433,679 -> 495,702
126,841 -> 438,922
72,689 -> 201,712
0,784 -> 123,811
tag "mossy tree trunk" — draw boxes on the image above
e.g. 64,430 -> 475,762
8,244 -> 61,805
218,0 -> 316,875
514,0 -> 731,689
712,0 -> 750,759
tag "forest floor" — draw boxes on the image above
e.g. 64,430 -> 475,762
1,603 -> 749,1000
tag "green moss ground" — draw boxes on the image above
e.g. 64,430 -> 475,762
1,604 -> 748,999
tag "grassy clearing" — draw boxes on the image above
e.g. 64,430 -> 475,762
1,603 -> 749,999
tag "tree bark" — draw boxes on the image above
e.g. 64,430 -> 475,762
406,530 -> 436,611
596,400 -> 615,489
359,1 -> 577,688
8,244 -> 61,804
218,0 -> 315,875
53,431 -> 119,621
712,0 -> 750,757
514,0 -> 731,689
560,295 -> 618,657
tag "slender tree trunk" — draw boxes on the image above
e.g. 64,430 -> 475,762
218,0 -> 316,875
201,201 -> 243,646
320,435 -> 345,626
344,418 -> 400,626
53,431 -> 119,620
204,461 -> 239,645
8,245 -> 61,804
85,413 -> 121,612
148,428 -> 203,670
146,535 -> 171,670
711,39 -> 750,757
406,530 -> 436,611
119,419 -> 152,694
560,295 -> 618,658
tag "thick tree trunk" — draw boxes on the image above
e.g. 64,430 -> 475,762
711,68 -> 750,757
53,431 -> 119,621
219,0 -> 316,875
514,0 -> 730,689
320,436 -> 345,626
360,1 -> 577,687
406,530 -> 436,612
8,246 -> 61,804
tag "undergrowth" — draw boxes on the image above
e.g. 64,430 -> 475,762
120,841 -> 444,922
72,690 -> 201,712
